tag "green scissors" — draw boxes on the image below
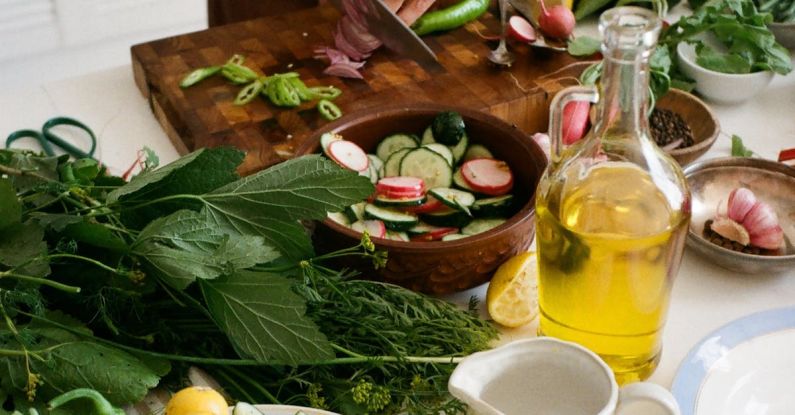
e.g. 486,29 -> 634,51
6,117 -> 97,160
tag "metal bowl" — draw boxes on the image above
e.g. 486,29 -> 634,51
684,157 -> 795,274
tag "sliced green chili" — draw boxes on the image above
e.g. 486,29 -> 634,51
227,54 -> 246,65
270,78 -> 301,107
180,66 -> 221,88
317,99 -> 343,120
221,63 -> 258,84
309,85 -> 342,100
234,79 -> 265,105
288,77 -> 313,101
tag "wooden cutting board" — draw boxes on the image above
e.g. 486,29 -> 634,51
131,4 -> 587,175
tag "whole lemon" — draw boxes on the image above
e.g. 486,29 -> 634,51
165,386 -> 228,415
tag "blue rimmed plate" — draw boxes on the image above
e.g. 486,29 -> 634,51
672,307 -> 795,415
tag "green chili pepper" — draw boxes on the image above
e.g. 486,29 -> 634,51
227,54 -> 246,66
270,77 -> 301,107
234,79 -> 265,105
288,77 -> 313,101
48,388 -> 124,415
180,66 -> 221,88
317,99 -> 343,120
221,63 -> 258,84
308,86 -> 342,100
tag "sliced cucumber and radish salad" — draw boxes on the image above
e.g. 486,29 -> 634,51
322,111 -> 518,242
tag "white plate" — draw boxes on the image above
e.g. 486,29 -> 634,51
229,404 -> 340,415
672,307 -> 795,415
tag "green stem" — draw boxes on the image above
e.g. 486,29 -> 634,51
226,367 -> 281,404
47,253 -> 123,276
213,368 -> 258,404
48,388 -> 124,415
0,271 -> 81,293
0,164 -> 55,183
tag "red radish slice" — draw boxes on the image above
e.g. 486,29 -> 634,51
377,177 -> 425,194
562,101 -> 591,145
377,190 -> 425,200
461,159 -> 514,196
411,227 -> 459,242
328,140 -> 369,172
403,197 -> 444,214
508,16 -> 537,43
352,219 -> 387,238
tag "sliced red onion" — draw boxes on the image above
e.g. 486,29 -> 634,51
661,138 -> 684,152
340,15 -> 382,54
323,62 -> 364,79
334,27 -> 369,61
342,0 -> 368,29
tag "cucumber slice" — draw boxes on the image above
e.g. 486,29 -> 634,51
472,195 -> 515,217
421,209 -> 473,228
407,222 -> 443,235
233,402 -> 264,415
320,132 -> 343,152
327,211 -> 351,227
367,154 -> 383,184
449,132 -> 469,164
373,194 -> 427,207
463,144 -> 494,161
461,218 -> 506,235
441,233 -> 468,241
421,126 -> 435,145
345,202 -> 367,222
364,204 -> 419,231
399,148 -> 453,190
385,230 -> 410,242
423,143 -> 455,166
383,148 -> 412,177
376,133 -> 418,161
453,168 -> 476,192
429,188 -> 475,215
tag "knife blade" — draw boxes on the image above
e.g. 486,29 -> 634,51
328,0 -> 441,70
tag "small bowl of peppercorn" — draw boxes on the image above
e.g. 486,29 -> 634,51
684,157 -> 795,274
652,88 -> 720,166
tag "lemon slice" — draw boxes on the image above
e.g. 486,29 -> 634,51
487,251 -> 539,328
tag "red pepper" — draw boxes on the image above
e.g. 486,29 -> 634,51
778,148 -> 795,163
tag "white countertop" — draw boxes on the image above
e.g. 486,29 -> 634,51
1,28 -> 794,409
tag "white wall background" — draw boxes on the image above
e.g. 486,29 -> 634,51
0,0 -> 207,90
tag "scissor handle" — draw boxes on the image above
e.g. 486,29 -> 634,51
6,129 -> 56,156
42,117 -> 97,160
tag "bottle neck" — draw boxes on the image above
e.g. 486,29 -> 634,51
594,49 -> 651,139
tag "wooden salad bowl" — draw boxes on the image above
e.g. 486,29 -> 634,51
656,89 -> 720,166
298,103 -> 548,294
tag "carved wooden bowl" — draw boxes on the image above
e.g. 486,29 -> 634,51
299,103 -> 548,294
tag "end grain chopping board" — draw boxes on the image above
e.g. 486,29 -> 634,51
131,4 -> 587,175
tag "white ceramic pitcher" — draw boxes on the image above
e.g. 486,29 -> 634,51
448,338 -> 681,415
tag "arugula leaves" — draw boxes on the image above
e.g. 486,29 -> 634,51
201,271 -> 334,365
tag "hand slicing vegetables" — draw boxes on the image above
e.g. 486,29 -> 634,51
322,111 -> 518,242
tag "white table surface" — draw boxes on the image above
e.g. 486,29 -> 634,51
1,18 -> 794,409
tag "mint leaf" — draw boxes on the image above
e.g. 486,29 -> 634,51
0,222 -> 49,277
200,271 -> 334,365
202,156 -> 373,260
0,150 -> 62,192
133,210 -> 280,289
731,134 -> 754,156
0,179 -> 21,231
567,36 -> 601,56
109,147 -> 244,228
28,213 -> 83,232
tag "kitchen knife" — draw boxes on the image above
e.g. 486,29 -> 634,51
328,0 -> 441,69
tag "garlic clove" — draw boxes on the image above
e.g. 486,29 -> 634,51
710,217 -> 750,246
742,201 -> 780,235
749,225 -> 785,251
727,187 -> 757,223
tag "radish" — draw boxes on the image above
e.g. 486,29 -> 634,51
376,176 -> 426,198
461,159 -> 514,196
351,219 -> 387,238
537,0 -> 575,40
327,140 -> 369,172
562,101 -> 591,145
411,227 -> 460,242
403,197 -> 445,214
508,15 -> 537,43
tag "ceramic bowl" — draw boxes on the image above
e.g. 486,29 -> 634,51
298,104 -> 547,294
676,42 -> 774,104
654,88 -> 720,166
683,157 -> 795,274
770,22 -> 795,49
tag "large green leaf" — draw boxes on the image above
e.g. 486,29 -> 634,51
108,147 -> 244,228
0,222 -> 49,277
202,156 -> 373,260
0,179 -> 21,231
133,210 -> 280,289
0,150 -> 63,192
200,271 -> 334,365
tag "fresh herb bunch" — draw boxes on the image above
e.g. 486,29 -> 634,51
0,148 -> 498,414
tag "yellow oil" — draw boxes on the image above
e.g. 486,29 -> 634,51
536,162 -> 688,384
